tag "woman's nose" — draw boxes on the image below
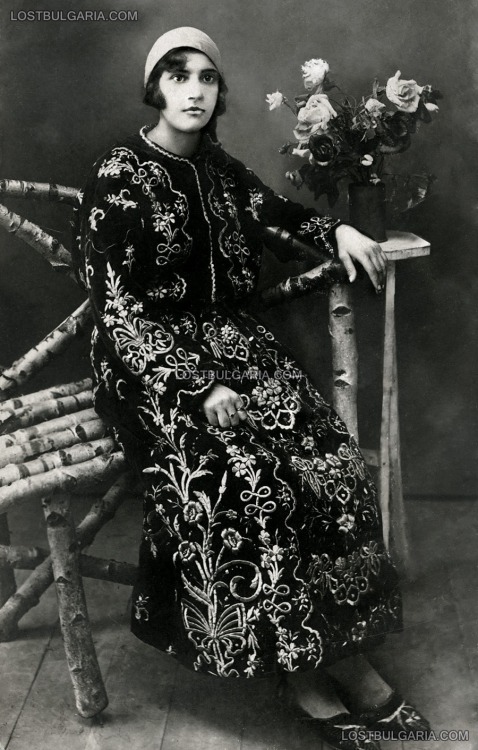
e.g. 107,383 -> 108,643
187,78 -> 204,99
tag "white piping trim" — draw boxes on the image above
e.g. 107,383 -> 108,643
139,125 -> 217,302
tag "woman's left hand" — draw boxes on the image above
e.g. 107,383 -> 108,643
335,223 -> 387,292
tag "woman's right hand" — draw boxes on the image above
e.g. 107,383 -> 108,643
335,223 -> 387,292
201,384 -> 248,429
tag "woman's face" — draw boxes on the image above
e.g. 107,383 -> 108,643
157,51 -> 220,135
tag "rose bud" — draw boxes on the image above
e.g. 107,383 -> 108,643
308,133 -> 338,166
285,170 -> 303,187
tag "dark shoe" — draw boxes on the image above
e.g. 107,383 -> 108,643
300,713 -> 382,750
356,690 -> 431,737
277,676 -> 381,750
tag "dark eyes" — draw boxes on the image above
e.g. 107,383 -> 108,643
169,73 -> 218,84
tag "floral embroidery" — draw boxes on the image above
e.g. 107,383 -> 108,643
249,378 -> 300,430
122,243 -> 136,272
221,528 -> 244,552
246,189 -> 264,221
105,188 -> 137,211
134,594 -> 150,622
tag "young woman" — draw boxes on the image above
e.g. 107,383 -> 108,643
74,27 -> 429,750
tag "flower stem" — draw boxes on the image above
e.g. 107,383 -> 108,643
283,97 -> 298,116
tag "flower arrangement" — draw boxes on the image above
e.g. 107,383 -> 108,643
266,59 -> 442,207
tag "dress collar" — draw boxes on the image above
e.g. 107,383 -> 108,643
138,124 -> 217,164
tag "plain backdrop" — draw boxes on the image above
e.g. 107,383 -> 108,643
0,0 -> 476,496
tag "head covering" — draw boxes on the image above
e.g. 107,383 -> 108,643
144,27 -> 223,86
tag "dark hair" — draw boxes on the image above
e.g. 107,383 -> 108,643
143,46 -> 227,131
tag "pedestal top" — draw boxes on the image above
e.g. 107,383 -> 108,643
380,231 -> 430,261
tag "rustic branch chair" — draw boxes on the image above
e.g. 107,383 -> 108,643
0,179 -> 405,718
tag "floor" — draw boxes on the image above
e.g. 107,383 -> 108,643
0,494 -> 477,750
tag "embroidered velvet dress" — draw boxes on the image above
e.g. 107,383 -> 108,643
74,125 -> 402,678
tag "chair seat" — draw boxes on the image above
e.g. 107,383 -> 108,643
0,378 -> 127,515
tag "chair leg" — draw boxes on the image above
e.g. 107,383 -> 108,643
42,493 -> 108,718
0,474 -> 133,641
0,554 -> 53,641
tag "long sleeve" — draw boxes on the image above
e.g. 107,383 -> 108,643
79,149 -> 224,410
241,165 -> 341,262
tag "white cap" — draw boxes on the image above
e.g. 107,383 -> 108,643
144,27 -> 223,86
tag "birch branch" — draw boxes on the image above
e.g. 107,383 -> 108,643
0,418 -> 106,470
0,180 -> 79,205
78,554 -> 137,586
0,436 -> 116,487
263,226 -> 334,265
0,378 -> 91,418
252,259 -> 348,311
0,301 -> 92,399
0,452 -> 126,514
74,473 -> 136,547
43,493 -> 108,717
0,390 -> 93,433
0,544 -> 136,585
249,226 -> 350,310
0,516 -> 16,610
0,473 -> 135,640
0,201 -> 74,276
0,406 -> 98,450
0,543 -> 48,568
329,284 -> 359,439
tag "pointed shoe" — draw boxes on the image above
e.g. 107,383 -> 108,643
276,676 -> 381,750
356,690 -> 431,738
300,713 -> 382,750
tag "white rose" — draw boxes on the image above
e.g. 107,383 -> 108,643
364,98 -> 386,117
385,70 -> 423,113
266,90 -> 284,111
297,94 -> 337,130
301,58 -> 329,91
425,102 -> 439,112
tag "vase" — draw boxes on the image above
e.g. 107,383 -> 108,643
348,182 -> 387,243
